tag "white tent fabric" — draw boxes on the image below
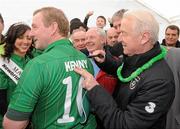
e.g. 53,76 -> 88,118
0,0 -> 179,41
137,0 -> 180,23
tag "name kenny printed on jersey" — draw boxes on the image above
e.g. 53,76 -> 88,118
64,59 -> 88,72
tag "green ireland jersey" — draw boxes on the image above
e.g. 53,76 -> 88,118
0,54 -> 30,129
8,39 -> 96,129
32,48 -> 43,57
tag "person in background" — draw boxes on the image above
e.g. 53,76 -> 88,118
0,13 -> 5,54
111,9 -> 128,35
106,9 -> 128,58
70,18 -> 87,35
106,27 -> 118,47
85,27 -> 118,129
70,29 -> 86,50
85,27 -> 106,77
3,7 -> 96,129
83,11 -> 106,29
74,10 -> 175,129
83,11 -> 94,27
161,25 -> 180,48
96,16 -> 106,29
0,22 -> 34,129
70,18 -> 81,24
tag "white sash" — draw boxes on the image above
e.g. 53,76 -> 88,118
0,57 -> 23,84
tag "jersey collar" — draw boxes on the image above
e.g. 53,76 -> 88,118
11,53 -> 26,62
43,38 -> 72,53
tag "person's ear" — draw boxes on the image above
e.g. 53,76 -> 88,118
141,32 -> 150,45
50,22 -> 59,35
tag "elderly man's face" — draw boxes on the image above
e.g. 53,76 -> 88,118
85,28 -> 104,53
107,27 -> 118,46
119,17 -> 143,56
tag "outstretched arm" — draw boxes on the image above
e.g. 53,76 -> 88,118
74,67 -> 175,129
83,11 -> 94,27
3,115 -> 28,129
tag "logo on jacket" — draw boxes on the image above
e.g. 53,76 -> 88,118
145,102 -> 156,113
129,76 -> 140,90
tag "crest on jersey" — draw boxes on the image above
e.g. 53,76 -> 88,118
129,76 -> 140,90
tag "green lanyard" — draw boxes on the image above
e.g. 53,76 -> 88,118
117,46 -> 167,83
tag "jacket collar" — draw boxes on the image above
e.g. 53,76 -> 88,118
123,42 -> 161,70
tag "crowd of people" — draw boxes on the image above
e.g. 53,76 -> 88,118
0,6 -> 180,129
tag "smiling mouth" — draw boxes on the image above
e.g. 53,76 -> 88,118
21,46 -> 30,49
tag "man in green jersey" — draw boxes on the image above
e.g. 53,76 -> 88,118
3,7 -> 96,129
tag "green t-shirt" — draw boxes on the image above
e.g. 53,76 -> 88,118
8,39 -> 96,129
0,54 -> 30,129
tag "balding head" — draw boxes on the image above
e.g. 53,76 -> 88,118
106,27 -> 118,46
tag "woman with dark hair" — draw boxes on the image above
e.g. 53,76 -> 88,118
0,22 -> 34,129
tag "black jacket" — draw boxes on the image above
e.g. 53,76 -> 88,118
88,43 -> 175,129
161,39 -> 180,48
105,42 -> 123,58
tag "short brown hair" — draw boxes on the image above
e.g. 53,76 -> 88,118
97,16 -> 106,24
33,7 -> 69,37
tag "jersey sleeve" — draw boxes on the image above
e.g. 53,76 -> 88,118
0,69 -> 9,89
8,60 -> 43,113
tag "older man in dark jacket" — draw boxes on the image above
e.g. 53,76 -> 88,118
74,10 -> 175,129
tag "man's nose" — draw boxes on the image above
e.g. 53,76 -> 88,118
29,30 -> 34,37
118,34 -> 122,42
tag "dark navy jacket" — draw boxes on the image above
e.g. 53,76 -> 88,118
88,43 -> 175,129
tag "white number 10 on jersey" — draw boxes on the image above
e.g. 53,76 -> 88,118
57,76 -> 84,124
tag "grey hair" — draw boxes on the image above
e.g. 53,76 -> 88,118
123,10 -> 159,43
89,27 -> 106,38
97,28 -> 106,38
112,9 -> 128,23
